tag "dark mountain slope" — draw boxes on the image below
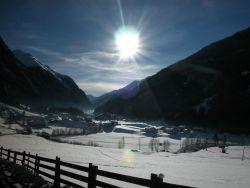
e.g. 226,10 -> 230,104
95,27 -> 250,132
89,80 -> 140,107
0,37 -> 92,111
0,38 -> 35,104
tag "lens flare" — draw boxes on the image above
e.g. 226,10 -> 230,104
115,26 -> 140,59
122,149 -> 135,162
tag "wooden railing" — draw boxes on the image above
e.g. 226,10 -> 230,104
0,146 -> 194,188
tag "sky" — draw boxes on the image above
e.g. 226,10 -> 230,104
1,0 -> 250,96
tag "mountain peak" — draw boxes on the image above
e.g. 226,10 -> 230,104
89,80 -> 141,107
116,80 -> 140,99
0,38 -> 92,111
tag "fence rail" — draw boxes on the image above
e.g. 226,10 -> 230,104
0,146 -> 194,188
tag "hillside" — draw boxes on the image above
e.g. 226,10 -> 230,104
95,27 -> 250,132
0,37 -> 92,111
89,80 -> 140,107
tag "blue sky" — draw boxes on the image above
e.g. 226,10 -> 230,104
1,0 -> 250,96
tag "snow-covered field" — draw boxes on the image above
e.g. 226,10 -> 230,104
33,121 -> 181,152
57,132 -> 181,152
0,117 -> 23,135
0,134 -> 250,188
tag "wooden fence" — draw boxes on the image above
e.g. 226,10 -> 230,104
0,146 -> 194,188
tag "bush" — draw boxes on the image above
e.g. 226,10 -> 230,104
87,141 -> 99,147
38,131 -> 50,139
26,126 -> 32,134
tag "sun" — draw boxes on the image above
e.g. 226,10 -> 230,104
115,26 -> 140,59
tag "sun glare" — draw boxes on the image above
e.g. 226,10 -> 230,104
115,26 -> 140,59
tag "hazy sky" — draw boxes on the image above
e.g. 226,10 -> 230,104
1,0 -> 250,96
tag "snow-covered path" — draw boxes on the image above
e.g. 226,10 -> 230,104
0,134 -> 250,188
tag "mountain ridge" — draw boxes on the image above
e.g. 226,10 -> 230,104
0,36 -> 92,111
88,80 -> 140,107
95,27 -> 250,132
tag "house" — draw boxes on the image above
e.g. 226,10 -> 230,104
26,116 -> 47,127
145,126 -> 158,135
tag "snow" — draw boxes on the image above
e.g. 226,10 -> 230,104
0,102 -> 42,117
56,132 -> 180,152
0,117 -> 23,135
40,123 -> 180,152
0,134 -> 250,188
13,50 -> 63,82
13,50 -> 40,67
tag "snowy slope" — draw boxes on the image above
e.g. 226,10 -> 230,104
13,50 -> 41,67
0,102 -> 42,117
90,80 -> 140,107
0,134 -> 250,188
13,50 -> 63,81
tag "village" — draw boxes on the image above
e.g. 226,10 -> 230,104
0,102 -> 116,136
1,102 -> 250,188
1,102 -> 246,155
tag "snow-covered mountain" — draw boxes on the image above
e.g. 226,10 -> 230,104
13,50 -> 41,67
0,36 -> 92,111
88,80 -> 140,107
13,50 -> 68,84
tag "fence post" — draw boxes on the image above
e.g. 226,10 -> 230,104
22,151 -> 26,166
27,152 -> 30,169
7,149 -> 10,160
54,156 -> 61,188
34,154 -> 37,176
34,154 -> 40,176
88,163 -> 98,188
13,152 -> 17,163
150,173 -> 163,188
37,155 -> 40,176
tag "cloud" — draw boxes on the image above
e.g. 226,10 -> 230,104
25,46 -> 65,61
23,46 -> 164,96
74,50 -> 162,76
77,81 -> 125,97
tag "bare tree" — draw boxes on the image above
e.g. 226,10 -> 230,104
213,134 -> 219,146
154,139 -> 160,152
149,138 -> 154,151
87,140 -> 99,147
163,140 -> 171,152
138,137 -> 141,150
149,138 -> 160,152
118,136 -> 125,149
223,134 -> 227,147
242,146 -> 246,160
204,137 -> 208,150
182,138 -> 190,148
